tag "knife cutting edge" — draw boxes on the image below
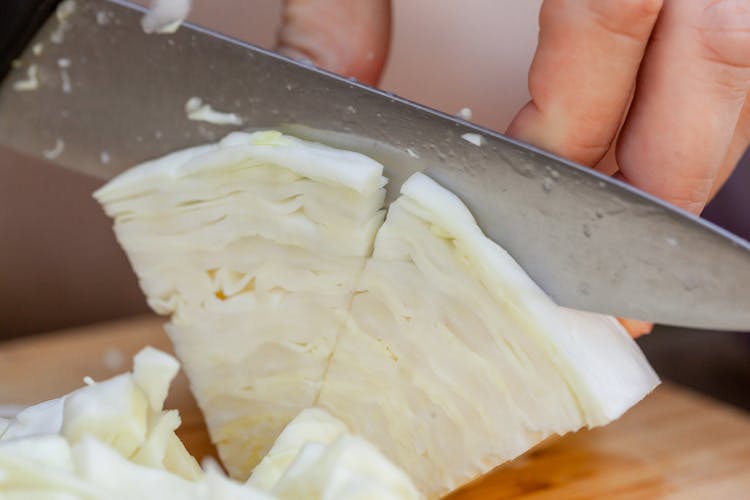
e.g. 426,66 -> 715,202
1,0 -> 749,330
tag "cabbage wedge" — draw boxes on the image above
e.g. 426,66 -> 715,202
95,131 -> 658,497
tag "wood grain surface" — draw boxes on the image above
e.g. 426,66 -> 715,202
1,315 -> 749,498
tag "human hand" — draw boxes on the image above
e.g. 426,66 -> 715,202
505,0 -> 750,336
276,0 -> 750,337
275,0 -> 391,87
506,0 -> 750,216
277,0 -> 750,212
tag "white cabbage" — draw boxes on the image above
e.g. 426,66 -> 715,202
95,131 -> 387,477
141,0 -> 192,34
248,408 -> 348,491
94,131 -> 659,497
0,347 -> 223,498
0,349 -> 418,499
316,173 -> 658,494
249,408 -> 421,500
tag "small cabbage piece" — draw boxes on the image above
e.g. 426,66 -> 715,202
1,348 -> 202,479
249,408 -> 421,500
248,408 -> 348,491
71,436 -> 270,500
272,436 -> 421,500
1,398 -> 66,441
0,349 -> 418,500
0,433 -> 271,500
0,347 -> 261,499
94,131 -> 386,478
95,132 -> 659,497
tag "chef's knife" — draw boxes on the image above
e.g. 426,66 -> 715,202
1,0 -> 749,330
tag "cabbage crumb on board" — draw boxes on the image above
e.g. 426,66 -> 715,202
0,348 -> 421,500
93,131 -> 659,497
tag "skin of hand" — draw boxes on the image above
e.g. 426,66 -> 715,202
275,0 -> 750,337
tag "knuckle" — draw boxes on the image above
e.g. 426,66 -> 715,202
696,0 -> 750,70
668,195 -> 710,215
588,0 -> 664,42
666,176 -> 715,213
555,131 -> 614,166
618,0 -> 665,19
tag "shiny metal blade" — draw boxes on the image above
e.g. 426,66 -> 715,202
1,0 -> 749,329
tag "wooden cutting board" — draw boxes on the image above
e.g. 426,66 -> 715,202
2,315 -> 749,498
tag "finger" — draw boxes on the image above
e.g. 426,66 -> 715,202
617,317 -> 654,338
277,0 -> 391,86
710,93 -> 750,198
593,85 -> 637,176
506,0 -> 663,166
616,0 -> 750,214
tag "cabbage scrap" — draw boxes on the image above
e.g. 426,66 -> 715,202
0,348 -> 419,500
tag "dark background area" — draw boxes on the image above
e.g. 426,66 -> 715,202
0,148 -> 148,337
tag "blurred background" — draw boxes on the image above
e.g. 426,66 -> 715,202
1,0 -> 748,409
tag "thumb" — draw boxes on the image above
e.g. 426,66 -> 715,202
277,0 -> 391,86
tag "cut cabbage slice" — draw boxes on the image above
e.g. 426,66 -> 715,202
316,173 -> 659,495
0,349 -> 418,500
95,132 -> 659,497
95,131 -> 387,478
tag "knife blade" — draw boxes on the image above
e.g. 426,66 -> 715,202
1,0 -> 749,330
